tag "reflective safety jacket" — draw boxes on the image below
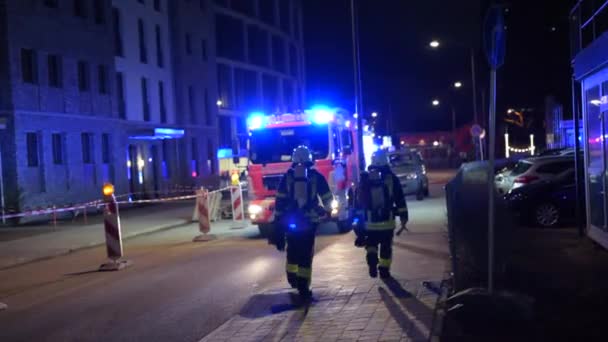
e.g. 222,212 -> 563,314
275,168 -> 333,225
355,166 -> 408,231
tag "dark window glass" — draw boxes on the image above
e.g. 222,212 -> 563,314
77,61 -> 90,91
116,72 -> 126,119
272,36 -> 285,73
279,0 -> 290,33
155,25 -> 164,67
208,139 -> 216,174
101,134 -> 111,164
219,115 -> 231,148
141,78 -> 150,121
81,133 -> 94,164
259,0 -> 275,25
249,125 -> 330,164
289,44 -> 298,77
217,64 -> 232,108
138,19 -> 148,63
185,33 -> 192,55
44,0 -> 58,8
248,25 -> 269,66
98,65 -> 108,94
94,0 -> 105,24
47,54 -> 62,88
204,89 -> 212,126
201,39 -> 208,61
154,0 -> 161,11
113,8 -> 123,56
74,0 -> 87,18
159,81 -> 167,123
232,0 -> 255,15
27,133 -> 39,167
188,86 -> 196,124
235,68 -> 258,110
215,14 -> 244,60
52,133 -> 64,165
536,161 -> 574,174
191,138 -> 199,176
262,74 -> 278,112
21,49 -> 37,84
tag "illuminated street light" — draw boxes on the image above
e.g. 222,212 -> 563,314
454,81 -> 462,88
216,99 -> 223,106
507,108 -> 514,114
429,40 -> 440,48
353,113 -> 358,119
432,99 -> 440,106
371,112 -> 378,118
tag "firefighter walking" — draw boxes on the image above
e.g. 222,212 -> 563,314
272,146 -> 333,299
354,149 -> 408,279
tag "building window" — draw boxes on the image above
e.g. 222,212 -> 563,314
191,138 -> 199,177
47,54 -> 62,88
185,33 -> 192,55
248,25 -> 269,67
116,72 -> 126,119
74,0 -> 87,18
188,85 -> 196,124
81,132 -> 94,164
207,139 -> 216,174
262,75 -> 278,112
272,36 -> 286,73
155,25 -> 164,68
215,14 -> 244,60
21,49 -> 37,84
101,134 -> 111,164
77,61 -> 90,91
113,8 -> 123,56
289,44 -> 298,77
26,132 -> 40,167
44,0 -> 58,8
154,0 -> 161,11
204,89 -> 212,126
138,19 -> 148,63
235,68 -> 258,110
259,0 -> 275,25
217,64 -> 232,108
159,81 -> 167,123
201,39 -> 208,61
219,115 -> 231,148
141,77 -> 150,121
52,133 -> 65,165
94,0 -> 105,24
98,65 -> 108,94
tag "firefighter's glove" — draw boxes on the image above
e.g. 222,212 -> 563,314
354,235 -> 367,248
400,212 -> 409,225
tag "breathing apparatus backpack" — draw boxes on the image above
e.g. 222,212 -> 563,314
366,167 -> 393,223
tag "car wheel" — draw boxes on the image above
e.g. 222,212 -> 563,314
534,203 -> 560,227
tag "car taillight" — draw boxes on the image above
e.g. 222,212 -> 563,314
514,175 -> 539,184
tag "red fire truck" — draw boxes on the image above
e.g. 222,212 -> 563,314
245,107 -> 362,236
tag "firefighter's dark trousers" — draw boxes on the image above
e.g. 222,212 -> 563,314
285,228 -> 316,291
365,230 -> 394,271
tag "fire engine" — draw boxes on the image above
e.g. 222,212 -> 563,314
245,107 -> 363,237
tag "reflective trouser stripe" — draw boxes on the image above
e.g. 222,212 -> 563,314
397,207 -> 408,214
366,246 -> 378,253
297,267 -> 312,279
379,258 -> 391,268
286,263 -> 298,274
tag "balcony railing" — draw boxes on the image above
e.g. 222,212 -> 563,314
570,0 -> 608,59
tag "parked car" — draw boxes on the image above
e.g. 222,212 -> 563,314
537,147 -> 581,157
495,155 -> 575,194
504,170 -> 578,227
389,150 -> 429,200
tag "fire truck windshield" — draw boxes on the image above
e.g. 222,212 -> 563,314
249,124 -> 330,164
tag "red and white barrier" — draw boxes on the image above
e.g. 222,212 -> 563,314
230,184 -> 246,228
99,190 -> 132,271
193,188 -> 216,242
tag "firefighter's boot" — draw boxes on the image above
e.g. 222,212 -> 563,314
366,252 -> 378,278
287,273 -> 298,289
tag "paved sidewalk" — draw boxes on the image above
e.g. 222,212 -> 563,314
0,202 -> 258,270
200,229 -> 448,342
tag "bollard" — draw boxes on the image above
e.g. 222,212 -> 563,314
193,188 -> 216,242
230,184 -> 246,229
99,183 -> 132,271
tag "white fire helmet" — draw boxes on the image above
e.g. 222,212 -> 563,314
371,149 -> 389,167
292,145 -> 313,165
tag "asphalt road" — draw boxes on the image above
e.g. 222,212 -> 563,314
0,176 -> 451,342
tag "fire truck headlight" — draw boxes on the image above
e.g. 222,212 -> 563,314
248,204 -> 263,215
331,199 -> 339,210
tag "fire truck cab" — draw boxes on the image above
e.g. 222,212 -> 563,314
245,107 -> 361,236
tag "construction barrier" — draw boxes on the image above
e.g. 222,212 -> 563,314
230,184 -> 246,228
193,188 -> 216,242
99,184 -> 132,271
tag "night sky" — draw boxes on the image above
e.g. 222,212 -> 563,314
302,0 -> 576,134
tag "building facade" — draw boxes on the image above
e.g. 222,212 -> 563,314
0,0 -> 302,213
571,0 -> 608,248
212,0 -> 306,156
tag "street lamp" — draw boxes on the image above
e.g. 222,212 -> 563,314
507,108 -> 514,114
371,112 -> 378,118
454,81 -> 463,88
429,40 -> 440,48
216,99 -> 223,106
432,99 -> 440,106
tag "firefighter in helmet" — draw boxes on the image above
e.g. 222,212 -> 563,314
354,149 -> 408,279
272,145 -> 333,299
